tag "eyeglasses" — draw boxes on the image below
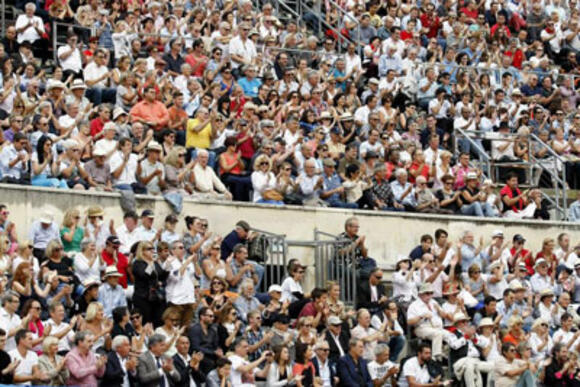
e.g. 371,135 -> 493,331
259,162 -> 269,166
54,247 -> 63,252
90,216 -> 104,220
130,315 -> 141,320
144,247 -> 155,251
212,247 -> 220,250
212,281 -> 223,285
508,348 -> 517,353
297,270 -> 305,274
175,246 -> 185,250
30,306 -> 41,310
178,154 -> 186,157
318,348 -> 330,352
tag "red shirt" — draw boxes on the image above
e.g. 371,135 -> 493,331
460,7 -> 478,20
510,247 -> 532,275
90,117 -> 107,138
505,49 -> 524,69
500,184 -> 523,213
101,250 -> 129,288
490,24 -> 511,38
236,130 -> 255,159
408,161 -> 430,184
401,30 -> 414,41
420,13 -> 441,38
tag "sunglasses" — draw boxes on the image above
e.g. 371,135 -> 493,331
130,315 -> 141,320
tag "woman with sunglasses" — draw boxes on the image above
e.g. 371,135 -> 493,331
529,318 -> 553,362
218,136 -> 251,201
495,342 -> 535,387
216,304 -> 242,353
20,299 -> 45,354
202,276 -> 231,313
59,207 -> 84,254
132,241 -> 169,326
154,309 -> 184,357
43,239 -> 75,287
251,154 -> 283,205
31,136 -> 68,189
201,243 -> 227,290
129,309 -> 153,354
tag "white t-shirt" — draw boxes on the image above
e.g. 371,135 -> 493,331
229,354 -> 254,387
84,62 -> 109,88
57,45 -> 83,72
9,349 -> 38,385
15,15 -> 44,43
228,36 -> 257,69
398,356 -> 430,387
109,151 -> 138,186
368,360 -> 397,387
281,276 -> 302,303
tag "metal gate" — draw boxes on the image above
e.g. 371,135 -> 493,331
250,227 -> 287,293
314,229 -> 357,306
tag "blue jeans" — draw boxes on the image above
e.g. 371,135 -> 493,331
389,335 -> 405,362
248,260 -> 264,289
32,174 -> 68,189
327,199 -> 358,209
460,201 -> 495,217
459,137 -> 486,160
87,87 -> 117,105
188,148 -> 217,169
257,198 -> 284,205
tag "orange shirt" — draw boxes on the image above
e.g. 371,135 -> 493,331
168,105 -> 188,131
129,100 -> 170,130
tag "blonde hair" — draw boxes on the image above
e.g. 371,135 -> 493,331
165,146 -> 186,168
253,154 -> 272,171
136,241 -> 154,261
42,336 -> 59,353
45,239 -> 63,259
0,235 -> 9,257
61,207 -> 80,228
17,240 -> 32,256
85,302 -> 103,322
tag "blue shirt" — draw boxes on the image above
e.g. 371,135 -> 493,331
98,282 -> 127,318
390,180 -> 416,207
95,21 -> 114,50
332,68 -> 347,91
378,53 -> 402,77
238,77 -> 262,98
460,244 -> 481,272
569,201 -> 580,222
322,172 -> 342,203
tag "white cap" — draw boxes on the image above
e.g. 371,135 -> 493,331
268,284 -> 282,293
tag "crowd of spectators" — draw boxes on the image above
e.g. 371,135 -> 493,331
1,204 -> 580,386
1,0 -> 580,219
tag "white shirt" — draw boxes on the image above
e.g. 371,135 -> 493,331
553,328 -> 580,349
0,145 -> 28,179
529,331 -> 553,361
0,308 -> 22,352
398,356 -> 430,387
134,225 -> 157,244
407,298 -> 443,329
15,14 -> 44,43
250,171 -> 277,202
43,319 -> 74,352
454,116 -> 476,133
476,334 -> 501,361
228,36 -> 257,69
116,353 -> 131,387
73,252 -> 105,284
315,356 -> 332,387
281,276 -> 302,303
392,271 -> 417,300
116,224 -> 140,255
165,256 -> 197,305
530,273 -> 552,294
84,61 -> 110,88
368,359 -> 397,387
351,325 -> 379,361
57,45 -> 83,72
109,151 -> 138,186
229,354 -> 254,386
58,114 -> 80,138
9,348 -> 38,385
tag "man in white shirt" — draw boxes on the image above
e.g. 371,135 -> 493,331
0,292 -> 24,353
228,338 -> 271,386
398,343 -> 439,387
491,123 -> 516,160
367,344 -> 399,387
109,138 -> 139,191
84,49 -> 115,105
192,149 -> 232,199
57,100 -> 82,140
43,302 -> 75,353
530,258 -> 554,294
407,283 -> 448,361
165,241 -> 199,327
447,313 -> 494,387
14,3 -> 47,60
312,340 -> 335,387
134,209 -> 158,245
228,23 -> 257,71
57,34 -> 83,78
351,308 -> 387,362
115,211 -> 140,255
9,330 -> 47,384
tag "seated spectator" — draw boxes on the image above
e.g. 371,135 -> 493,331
137,141 -> 166,195
390,168 -> 416,211
218,136 -> 251,202
494,342 -> 535,387
251,154 -> 283,205
337,338 -> 373,386
0,133 -> 29,185
31,136 -> 67,189
65,331 -> 107,385
192,149 -> 233,200
398,342 -> 446,387
501,172 -> 547,219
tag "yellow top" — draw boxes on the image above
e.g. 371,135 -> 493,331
186,118 -> 212,149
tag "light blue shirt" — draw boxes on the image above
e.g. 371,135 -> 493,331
98,282 -> 127,318
496,300 -> 516,328
460,244 -> 481,272
0,144 -> 28,179
390,180 -> 416,207
569,201 -> 580,222
378,53 -> 402,77
28,221 -> 60,249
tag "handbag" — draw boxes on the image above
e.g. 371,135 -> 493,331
262,189 -> 284,201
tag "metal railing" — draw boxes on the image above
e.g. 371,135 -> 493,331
314,229 -> 357,306
530,133 -> 568,220
453,127 -> 492,179
51,21 -> 94,62
249,227 -> 287,293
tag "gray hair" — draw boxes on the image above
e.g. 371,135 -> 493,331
74,331 -> 93,346
148,333 -> 167,348
374,343 -> 389,356
1,291 -> 19,307
395,168 -> 408,177
197,148 -> 209,157
112,335 -> 130,351
25,2 -> 36,11
80,238 -> 93,252
239,278 -> 255,293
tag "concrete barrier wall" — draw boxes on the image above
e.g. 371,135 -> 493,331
2,184 -> 579,268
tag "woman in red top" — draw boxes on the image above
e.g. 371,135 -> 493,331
408,149 -> 432,184
502,315 -> 525,355
184,39 -> 208,78
219,136 -> 251,202
535,237 -> 557,275
292,342 -> 316,386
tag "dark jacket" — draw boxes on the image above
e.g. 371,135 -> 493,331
355,280 -> 386,313
100,351 -> 135,387
172,353 -> 206,387
312,356 -> 337,386
325,329 -> 350,364
336,353 -> 373,387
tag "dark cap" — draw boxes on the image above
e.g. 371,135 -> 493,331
512,234 -> 525,243
236,220 -> 250,231
107,235 -> 121,245
141,209 -> 155,218
330,127 -> 341,135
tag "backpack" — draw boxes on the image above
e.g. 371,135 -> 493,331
248,234 -> 269,263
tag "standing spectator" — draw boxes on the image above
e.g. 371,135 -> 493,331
14,3 -> 47,61
165,241 -> 198,327
132,241 -> 168,326
188,307 -> 221,375
98,266 -> 127,318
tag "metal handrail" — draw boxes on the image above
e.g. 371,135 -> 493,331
453,127 -> 492,178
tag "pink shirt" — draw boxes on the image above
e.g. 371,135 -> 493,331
65,347 -> 105,386
453,165 -> 470,190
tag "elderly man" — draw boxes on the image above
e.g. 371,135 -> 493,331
407,283 -> 448,362
390,169 -> 416,210
312,340 -> 338,387
66,331 -> 107,385
367,344 -> 399,387
530,258 -> 555,294
356,268 -> 387,313
138,333 -> 181,387
350,308 -> 387,362
98,266 -> 127,318
138,141 -> 166,195
337,338 -> 373,386
325,315 -> 349,363
28,211 -> 59,261
228,22 -> 257,72
233,279 -> 263,323
0,132 -> 29,185
447,313 -> 494,387
297,159 -> 323,206
192,149 -> 233,199
320,158 -> 357,208
371,300 -> 405,362
173,335 -> 205,387
226,243 -> 264,291
14,3 -> 47,60
102,335 -> 138,386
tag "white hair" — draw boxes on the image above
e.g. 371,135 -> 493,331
395,168 -> 407,177
25,2 -> 36,11
112,335 -> 129,351
197,149 -> 209,157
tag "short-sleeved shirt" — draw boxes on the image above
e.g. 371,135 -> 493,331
186,118 -> 212,149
